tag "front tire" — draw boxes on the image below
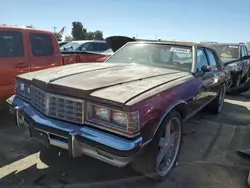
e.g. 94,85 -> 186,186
131,111 -> 182,181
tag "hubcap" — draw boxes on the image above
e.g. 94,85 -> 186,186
218,84 -> 225,112
156,117 -> 181,177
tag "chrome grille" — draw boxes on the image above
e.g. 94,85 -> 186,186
31,86 -> 46,113
48,96 -> 83,123
30,86 -> 84,124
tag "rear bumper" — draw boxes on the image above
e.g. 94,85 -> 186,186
6,95 -> 143,167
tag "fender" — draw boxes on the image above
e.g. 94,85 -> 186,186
152,100 -> 187,137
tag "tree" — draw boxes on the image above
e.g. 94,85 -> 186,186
71,21 -> 87,40
94,30 -> 103,40
71,21 -> 104,40
65,35 -> 73,41
86,32 -> 94,40
54,32 -> 62,41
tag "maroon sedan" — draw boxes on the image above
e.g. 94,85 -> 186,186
7,39 -> 227,180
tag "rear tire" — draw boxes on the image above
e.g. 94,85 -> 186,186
227,85 -> 250,95
131,111 -> 182,181
205,84 -> 226,114
227,70 -> 250,94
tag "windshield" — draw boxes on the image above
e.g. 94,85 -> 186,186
60,41 -> 83,51
106,43 -> 193,72
209,44 -> 239,59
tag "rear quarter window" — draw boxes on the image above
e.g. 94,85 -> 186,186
0,31 -> 24,57
30,33 -> 54,56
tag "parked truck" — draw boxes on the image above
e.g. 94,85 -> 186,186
0,26 -> 111,105
206,42 -> 250,94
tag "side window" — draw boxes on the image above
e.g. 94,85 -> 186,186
79,42 -> 92,51
246,46 -> 250,54
243,46 -> 248,57
0,31 -> 24,57
30,33 -> 54,56
92,42 -> 110,51
241,46 -> 246,57
206,50 -> 218,70
196,48 -> 209,72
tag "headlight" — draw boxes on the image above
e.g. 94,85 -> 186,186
93,105 -> 110,121
15,79 -> 31,100
87,103 -> 140,136
112,110 -> 127,126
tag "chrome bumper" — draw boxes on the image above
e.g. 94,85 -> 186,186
6,95 -> 143,167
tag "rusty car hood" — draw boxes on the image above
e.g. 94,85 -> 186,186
19,63 -> 192,105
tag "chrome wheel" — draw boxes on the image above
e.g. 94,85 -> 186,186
218,84 -> 226,112
156,117 -> 182,177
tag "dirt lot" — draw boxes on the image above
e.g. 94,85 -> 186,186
0,92 -> 250,188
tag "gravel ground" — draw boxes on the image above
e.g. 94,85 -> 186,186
0,91 -> 250,188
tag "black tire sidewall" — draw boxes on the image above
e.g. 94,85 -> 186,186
132,110 -> 183,181
217,84 -> 226,113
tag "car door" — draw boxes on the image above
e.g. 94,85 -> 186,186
242,46 -> 250,76
194,48 -> 217,109
205,49 -> 225,95
29,32 -> 61,72
0,30 -> 30,101
240,46 -> 247,77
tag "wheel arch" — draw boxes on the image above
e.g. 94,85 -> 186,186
152,101 -> 187,138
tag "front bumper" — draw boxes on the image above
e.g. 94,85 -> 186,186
7,95 -> 143,167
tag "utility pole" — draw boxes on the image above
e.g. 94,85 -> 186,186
53,26 -> 57,33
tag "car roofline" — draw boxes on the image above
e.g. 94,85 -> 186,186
126,41 -> 211,49
204,42 -> 246,46
0,25 -> 54,34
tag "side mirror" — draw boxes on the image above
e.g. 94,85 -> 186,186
201,65 -> 212,73
242,55 -> 250,60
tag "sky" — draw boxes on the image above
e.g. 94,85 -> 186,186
1,0 -> 250,42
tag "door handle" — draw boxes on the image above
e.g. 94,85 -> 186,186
14,62 -> 29,68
